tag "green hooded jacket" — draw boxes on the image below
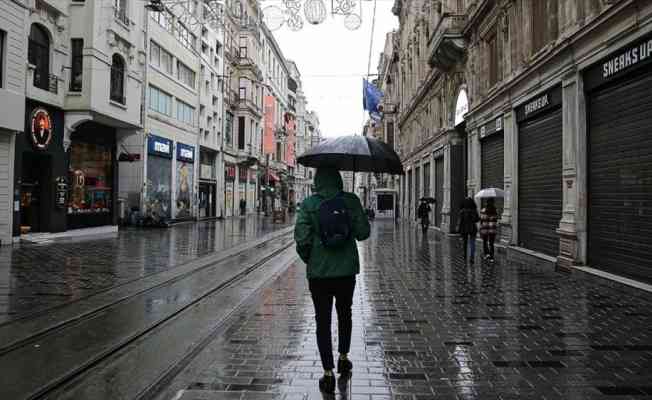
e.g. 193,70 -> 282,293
294,168 -> 371,279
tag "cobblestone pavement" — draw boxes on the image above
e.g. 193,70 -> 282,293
168,220 -> 652,400
0,216 -> 292,321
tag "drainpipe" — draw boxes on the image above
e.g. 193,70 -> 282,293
140,5 -> 150,216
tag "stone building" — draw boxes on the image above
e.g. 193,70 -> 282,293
394,0 -> 652,282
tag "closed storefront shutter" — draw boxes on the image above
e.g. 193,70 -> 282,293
0,134 -> 12,244
435,157 -> 444,228
481,132 -> 504,214
588,73 -> 652,282
518,109 -> 563,256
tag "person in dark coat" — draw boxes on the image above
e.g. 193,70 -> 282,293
480,198 -> 498,262
416,200 -> 431,234
294,168 -> 371,394
458,197 -> 480,264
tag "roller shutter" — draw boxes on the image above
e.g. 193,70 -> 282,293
588,73 -> 652,282
518,109 -> 563,257
435,157 -> 444,228
481,132 -> 504,214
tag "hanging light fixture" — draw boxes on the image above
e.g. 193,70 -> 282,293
304,0 -> 327,25
263,5 -> 286,31
344,13 -> 362,30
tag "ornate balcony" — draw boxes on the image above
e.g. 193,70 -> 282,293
428,13 -> 467,70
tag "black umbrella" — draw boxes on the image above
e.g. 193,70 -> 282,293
297,135 -> 404,175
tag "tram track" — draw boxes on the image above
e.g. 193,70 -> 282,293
0,229 -> 297,400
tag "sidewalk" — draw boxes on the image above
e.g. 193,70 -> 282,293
0,215 -> 292,322
166,220 -> 652,400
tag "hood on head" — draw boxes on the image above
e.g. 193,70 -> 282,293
314,168 -> 343,198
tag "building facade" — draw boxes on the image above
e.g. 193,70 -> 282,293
393,0 -> 652,282
14,0 -> 146,239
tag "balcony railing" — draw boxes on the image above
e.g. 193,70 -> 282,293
114,7 -> 129,26
33,71 -> 58,94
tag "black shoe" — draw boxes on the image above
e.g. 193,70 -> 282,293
337,358 -> 353,374
319,375 -> 335,394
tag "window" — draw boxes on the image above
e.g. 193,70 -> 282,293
149,85 -> 173,115
532,0 -> 558,53
387,121 -> 395,149
487,32 -> 500,87
239,77 -> 246,100
0,30 -> 5,88
69,39 -> 84,92
276,142 -> 282,161
150,41 -> 173,74
177,61 -> 196,89
114,0 -> 128,25
28,24 -> 50,91
152,10 -> 173,32
68,141 -> 113,215
238,116 -> 246,150
225,111 -> 233,147
176,100 -> 195,125
110,54 -> 126,104
239,36 -> 247,58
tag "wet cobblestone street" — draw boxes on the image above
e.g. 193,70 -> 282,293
167,220 -> 652,400
0,216 -> 292,322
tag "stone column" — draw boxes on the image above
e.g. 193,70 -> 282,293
557,71 -> 586,270
466,128 -> 479,198
442,142 -> 452,233
500,111 -> 515,245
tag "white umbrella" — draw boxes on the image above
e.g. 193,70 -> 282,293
475,188 -> 505,199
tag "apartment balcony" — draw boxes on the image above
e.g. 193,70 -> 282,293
235,93 -> 262,116
236,56 -> 263,81
428,13 -> 467,70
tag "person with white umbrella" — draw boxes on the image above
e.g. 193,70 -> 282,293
475,188 -> 504,263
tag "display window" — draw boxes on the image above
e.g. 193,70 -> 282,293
68,141 -> 112,215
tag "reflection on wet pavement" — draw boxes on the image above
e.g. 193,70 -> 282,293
172,220 -> 652,399
0,216 -> 292,322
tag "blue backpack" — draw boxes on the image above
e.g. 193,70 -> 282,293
318,192 -> 352,248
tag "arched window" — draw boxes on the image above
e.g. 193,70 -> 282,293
28,24 -> 50,91
110,54 -> 125,104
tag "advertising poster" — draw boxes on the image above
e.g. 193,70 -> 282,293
263,95 -> 275,155
146,135 -> 172,219
225,163 -> 235,217
284,113 -> 296,166
175,143 -> 195,219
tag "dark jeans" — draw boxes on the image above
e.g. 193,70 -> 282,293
462,233 -> 476,261
483,235 -> 495,259
308,276 -> 356,370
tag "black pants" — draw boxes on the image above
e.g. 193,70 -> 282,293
308,276 -> 356,370
483,235 -> 495,259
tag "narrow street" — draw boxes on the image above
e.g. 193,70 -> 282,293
151,221 -> 652,400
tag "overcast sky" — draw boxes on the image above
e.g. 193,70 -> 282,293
270,0 -> 398,138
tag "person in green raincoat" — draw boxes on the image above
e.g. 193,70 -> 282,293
294,168 -> 370,394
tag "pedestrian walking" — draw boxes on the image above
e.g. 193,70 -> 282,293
417,200 -> 431,234
458,197 -> 480,264
480,198 -> 498,262
294,168 -> 371,394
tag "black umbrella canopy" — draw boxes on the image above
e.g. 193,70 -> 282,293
297,135 -> 404,175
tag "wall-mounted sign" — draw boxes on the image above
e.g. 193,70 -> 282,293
480,115 -> 504,139
55,176 -> 68,209
516,86 -> 562,122
495,116 -> 502,131
30,108 -> 53,150
454,88 -> 469,126
176,143 -> 195,163
585,32 -> 652,91
148,134 -> 172,158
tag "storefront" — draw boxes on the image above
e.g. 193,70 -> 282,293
175,143 -> 195,220
224,163 -> 235,217
198,149 -> 217,219
238,166 -> 247,215
66,122 -> 117,229
14,101 -> 67,235
145,134 -> 172,220
516,86 -> 563,257
434,152 -> 444,229
584,32 -> 652,282
480,116 -> 504,215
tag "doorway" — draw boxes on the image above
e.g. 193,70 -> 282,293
20,152 -> 51,233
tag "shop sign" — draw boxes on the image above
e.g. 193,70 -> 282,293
30,108 -> 54,150
454,88 -> 469,126
176,143 -> 195,163
55,176 -> 67,209
480,115 -> 504,139
238,166 -> 248,182
516,86 -> 562,122
148,134 -> 172,158
585,32 -> 652,90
